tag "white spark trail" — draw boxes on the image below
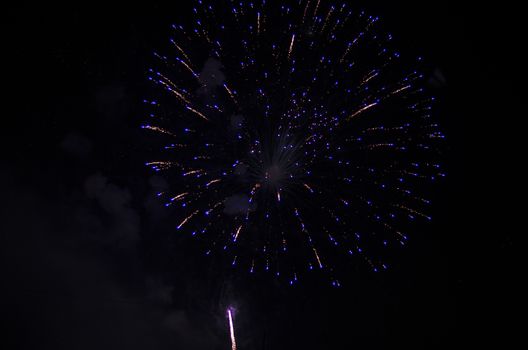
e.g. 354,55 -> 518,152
228,309 -> 237,350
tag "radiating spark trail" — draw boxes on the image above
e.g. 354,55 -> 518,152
177,57 -> 200,78
183,169 -> 204,176
141,125 -> 176,137
348,102 -> 378,119
177,210 -> 199,229
394,204 -> 431,220
171,192 -> 188,201
233,224 -> 243,242
223,83 -> 239,104
145,161 -> 176,170
314,0 -> 321,17
171,40 -> 192,63
206,179 -> 221,187
321,6 -> 334,32
390,84 -> 411,96
227,308 -> 237,350
313,247 -> 323,268
340,43 -> 352,63
160,82 -> 190,104
288,33 -> 296,59
362,70 -> 379,84
302,1 -> 310,23
185,106 -> 210,121
163,142 -> 186,149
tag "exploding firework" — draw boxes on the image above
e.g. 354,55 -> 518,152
143,0 -> 444,285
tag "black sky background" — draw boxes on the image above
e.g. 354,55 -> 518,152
2,1 -> 520,349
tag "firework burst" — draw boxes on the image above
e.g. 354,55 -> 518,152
143,0 -> 445,285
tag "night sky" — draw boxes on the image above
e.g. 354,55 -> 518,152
3,1 -> 519,349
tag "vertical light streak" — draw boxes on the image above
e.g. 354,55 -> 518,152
321,6 -> 334,32
313,0 -> 321,17
288,33 -> 296,60
233,224 -> 243,242
313,247 -> 323,268
302,0 -> 310,23
227,308 -> 237,350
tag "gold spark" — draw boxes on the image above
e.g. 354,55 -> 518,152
314,0 -> 321,17
233,225 -> 243,241
390,85 -> 411,96
177,58 -> 199,78
206,179 -> 221,187
183,169 -> 204,176
313,247 -> 323,268
395,205 -> 431,220
170,192 -> 188,201
171,41 -> 192,64
223,83 -> 239,105
142,125 -> 176,137
185,106 -> 210,121
321,6 -> 334,32
348,102 -> 378,120
177,210 -> 199,229
302,1 -> 311,23
288,33 -> 296,59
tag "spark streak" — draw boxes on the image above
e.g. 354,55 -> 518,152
183,169 -> 204,176
390,84 -> 411,96
288,33 -> 296,59
233,224 -> 243,241
348,102 -> 378,119
313,247 -> 323,268
227,308 -> 237,350
171,192 -> 188,201
171,40 -> 192,64
185,106 -> 210,121
145,161 -> 176,170
223,83 -> 239,104
141,125 -> 176,137
314,0 -> 321,17
177,57 -> 199,78
206,179 -> 221,187
177,210 -> 199,229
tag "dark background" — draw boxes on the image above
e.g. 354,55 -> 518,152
2,1 -> 519,349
